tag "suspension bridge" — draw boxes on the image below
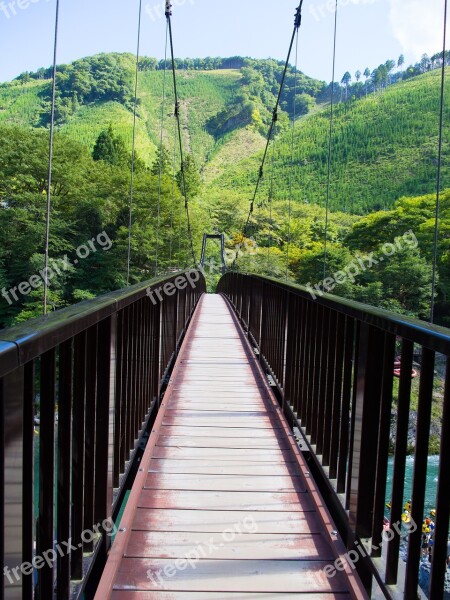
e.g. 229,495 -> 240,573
1,1 -> 450,599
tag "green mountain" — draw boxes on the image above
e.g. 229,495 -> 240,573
0,53 -> 449,328
206,69 -> 450,215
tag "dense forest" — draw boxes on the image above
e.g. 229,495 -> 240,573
0,52 -> 449,329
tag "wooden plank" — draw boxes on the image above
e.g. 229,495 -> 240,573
132,509 -> 319,533
157,426 -> 280,438
144,473 -> 305,492
112,593 -> 353,599
155,436 -> 290,449
138,489 -> 313,511
162,415 -> 281,428
114,558 -> 350,593
152,445 -> 294,461
125,531 -> 335,561
147,459 -> 297,476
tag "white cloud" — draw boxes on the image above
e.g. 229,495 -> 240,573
388,0 -> 444,61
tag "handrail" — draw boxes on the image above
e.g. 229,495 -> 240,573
218,272 -> 450,600
227,273 -> 450,354
0,270 -> 206,600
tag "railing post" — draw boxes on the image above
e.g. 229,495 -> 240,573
348,323 -> 384,550
23,361 -> 35,600
430,358 -> 450,598
405,347 -> 434,596
57,340 -> 73,600
37,348 -> 56,600
95,315 -> 117,548
371,332 -> 396,557
84,326 -> 98,552
2,366 -> 26,599
386,339 -> 414,584
71,331 -> 86,580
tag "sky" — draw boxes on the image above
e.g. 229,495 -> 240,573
0,0 -> 446,83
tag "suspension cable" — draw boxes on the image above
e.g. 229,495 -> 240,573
166,1 -> 197,266
267,140 -> 276,274
43,0 -> 60,316
169,114 -> 178,266
155,20 -> 169,275
431,0 -> 447,324
286,27 -> 299,280
242,1 -> 303,237
323,0 -> 338,282
126,0 -> 143,286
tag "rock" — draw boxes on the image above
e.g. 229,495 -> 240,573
419,560 -> 450,598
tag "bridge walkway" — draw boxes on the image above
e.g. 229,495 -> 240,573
95,294 -> 367,599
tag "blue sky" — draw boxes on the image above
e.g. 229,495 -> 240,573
0,0 -> 445,83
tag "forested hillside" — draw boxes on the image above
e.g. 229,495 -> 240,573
0,52 -> 449,328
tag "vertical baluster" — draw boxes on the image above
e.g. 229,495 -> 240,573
429,357 -> 450,598
57,340 -> 73,600
114,311 -> 124,488
329,312 -> 345,479
323,310 -> 337,467
121,307 -> 130,471
316,306 -> 329,455
23,361 -> 35,600
94,316 -> 116,554
386,339 -> 414,584
337,316 -> 354,494
371,332 -> 396,557
346,321 -> 360,510
405,347 -> 435,596
71,332 -> 86,579
84,326 -> 97,553
37,349 -> 56,600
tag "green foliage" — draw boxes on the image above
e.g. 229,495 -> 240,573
208,70 -> 450,215
93,124 -> 129,167
151,145 -> 172,176
1,52 -> 450,330
0,124 -> 205,328
177,154 -> 201,198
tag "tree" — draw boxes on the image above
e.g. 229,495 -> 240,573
385,59 -> 396,84
420,54 -> 431,72
397,54 -> 405,69
176,154 -> 201,198
363,67 -> 371,95
151,145 -> 172,176
341,72 -> 352,100
355,70 -> 361,82
92,126 -> 128,167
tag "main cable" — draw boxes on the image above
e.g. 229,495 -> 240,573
430,0 -> 448,323
43,0 -> 60,315
286,27 -> 299,280
166,1 -> 197,266
242,1 -> 303,238
323,0 -> 338,282
155,19 -> 169,275
127,0 -> 143,286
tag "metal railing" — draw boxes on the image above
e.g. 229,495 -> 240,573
0,271 -> 205,600
218,272 -> 450,600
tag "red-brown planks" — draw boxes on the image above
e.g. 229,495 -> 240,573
96,295 -> 367,599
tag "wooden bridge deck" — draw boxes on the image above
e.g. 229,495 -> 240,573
95,295 -> 367,599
